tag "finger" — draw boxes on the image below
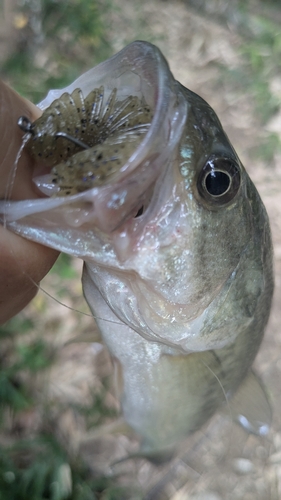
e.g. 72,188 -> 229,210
0,225 -> 60,325
0,81 -> 59,323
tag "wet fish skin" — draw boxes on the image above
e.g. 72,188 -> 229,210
0,41 -> 274,457
80,82 -> 273,455
82,87 -> 273,454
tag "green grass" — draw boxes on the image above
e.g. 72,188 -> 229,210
0,434 -> 137,500
221,3 -> 281,162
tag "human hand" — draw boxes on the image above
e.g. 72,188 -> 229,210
0,80 -> 59,324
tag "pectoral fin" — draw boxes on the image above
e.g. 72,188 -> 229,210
225,370 -> 272,436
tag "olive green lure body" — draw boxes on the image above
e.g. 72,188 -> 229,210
18,86 -> 153,196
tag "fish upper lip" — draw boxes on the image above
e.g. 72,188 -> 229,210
1,42 -> 188,246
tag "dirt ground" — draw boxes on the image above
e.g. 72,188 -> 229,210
4,1 -> 281,499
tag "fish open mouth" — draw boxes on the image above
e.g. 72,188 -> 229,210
0,42 -> 187,258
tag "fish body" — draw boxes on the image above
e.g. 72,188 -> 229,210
0,41 -> 274,457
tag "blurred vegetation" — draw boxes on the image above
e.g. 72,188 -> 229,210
0,434 -> 133,500
184,0 -> 281,161
0,253 -> 129,499
0,0 -> 112,102
0,1 -> 127,496
1,0 -> 281,498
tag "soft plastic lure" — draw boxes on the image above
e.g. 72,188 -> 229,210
18,86 -> 153,196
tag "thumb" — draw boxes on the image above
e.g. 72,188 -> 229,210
0,80 -> 59,324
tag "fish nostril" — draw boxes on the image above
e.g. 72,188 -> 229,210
134,205 -> 144,218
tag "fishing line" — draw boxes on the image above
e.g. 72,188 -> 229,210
2,136 -> 30,228
6,245 -> 123,326
2,130 -> 94,318
36,281 -> 123,325
201,360 -> 233,421
2,136 -> 122,325
2,145 -> 122,326
6,235 -> 123,326
201,359 -> 236,459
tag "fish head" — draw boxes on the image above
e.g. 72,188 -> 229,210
0,41 -> 272,356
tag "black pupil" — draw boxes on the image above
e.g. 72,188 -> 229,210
205,170 -> 230,196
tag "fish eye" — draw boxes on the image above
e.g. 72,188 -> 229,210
197,156 -> 241,206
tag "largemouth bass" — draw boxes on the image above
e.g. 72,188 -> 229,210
0,41 -> 274,459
